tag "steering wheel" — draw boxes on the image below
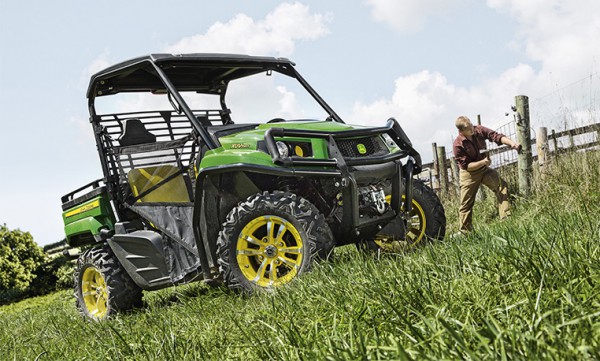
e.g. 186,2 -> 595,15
267,118 -> 286,124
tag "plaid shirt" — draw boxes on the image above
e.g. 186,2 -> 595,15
452,125 -> 505,170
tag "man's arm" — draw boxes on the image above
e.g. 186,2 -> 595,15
500,136 -> 522,152
455,141 -> 490,171
466,157 -> 490,171
465,136 -> 520,171
479,125 -> 520,151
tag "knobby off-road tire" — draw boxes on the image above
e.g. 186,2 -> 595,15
217,191 -> 334,293
359,179 -> 446,253
74,245 -> 143,320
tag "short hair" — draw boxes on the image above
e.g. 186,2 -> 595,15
455,116 -> 472,131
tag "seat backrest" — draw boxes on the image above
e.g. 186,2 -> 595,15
127,165 -> 191,203
196,115 -> 212,126
119,118 -> 156,146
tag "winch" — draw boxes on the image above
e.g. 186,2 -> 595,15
357,184 -> 388,217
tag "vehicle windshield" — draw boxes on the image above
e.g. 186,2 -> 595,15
93,70 -> 330,125
223,71 -> 330,123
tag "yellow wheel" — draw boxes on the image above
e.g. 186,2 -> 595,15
74,246 -> 143,320
237,215 -> 304,287
81,266 -> 109,319
217,191 -> 334,293
360,179 -> 446,253
373,196 -> 427,252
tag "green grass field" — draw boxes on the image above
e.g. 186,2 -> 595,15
2,151 -> 599,360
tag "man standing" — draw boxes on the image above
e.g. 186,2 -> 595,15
452,116 -> 521,233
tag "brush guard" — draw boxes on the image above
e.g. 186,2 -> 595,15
264,117 -> 421,235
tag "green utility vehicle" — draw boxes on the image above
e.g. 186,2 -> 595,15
61,54 -> 445,320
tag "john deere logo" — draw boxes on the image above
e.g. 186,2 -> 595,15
357,144 -> 367,154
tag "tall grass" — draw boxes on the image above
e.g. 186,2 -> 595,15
1,151 -> 599,360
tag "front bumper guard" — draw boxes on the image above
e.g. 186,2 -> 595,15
264,117 -> 420,235
264,117 -> 421,170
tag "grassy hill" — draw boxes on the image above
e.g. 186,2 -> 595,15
1,151 -> 599,360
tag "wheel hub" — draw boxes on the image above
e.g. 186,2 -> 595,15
264,245 -> 278,258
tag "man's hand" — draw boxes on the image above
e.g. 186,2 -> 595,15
512,142 -> 522,152
501,136 -> 522,153
466,156 -> 491,172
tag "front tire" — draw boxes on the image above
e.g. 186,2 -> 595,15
73,245 -> 143,320
217,191 -> 334,293
360,179 -> 446,253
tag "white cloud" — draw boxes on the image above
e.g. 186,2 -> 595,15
165,2 -> 331,57
350,71 -> 468,156
364,0 -> 467,32
487,0 -> 600,77
483,0 -> 600,130
277,86 -> 303,118
85,3 -> 332,122
348,65 -> 543,157
355,0 -> 600,157
162,2 -> 332,121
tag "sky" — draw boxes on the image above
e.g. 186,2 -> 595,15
1,0 -> 598,246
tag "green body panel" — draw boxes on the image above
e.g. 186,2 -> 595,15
255,121 -> 360,132
200,121 -> 365,169
62,195 -> 115,244
200,148 -> 276,168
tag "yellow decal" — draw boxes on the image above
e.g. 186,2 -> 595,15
230,143 -> 251,149
65,199 -> 100,218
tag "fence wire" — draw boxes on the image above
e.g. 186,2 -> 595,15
426,73 -> 600,189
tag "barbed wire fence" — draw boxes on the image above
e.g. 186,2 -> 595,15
471,72 -> 598,168
423,72 -> 600,194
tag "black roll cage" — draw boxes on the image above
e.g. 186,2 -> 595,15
87,54 -> 344,153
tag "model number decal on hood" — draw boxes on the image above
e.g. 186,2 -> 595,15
230,143 -> 252,149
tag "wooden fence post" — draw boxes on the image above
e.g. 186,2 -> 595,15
450,156 -> 460,195
436,146 -> 448,195
476,114 -> 486,200
537,127 -> 549,178
568,130 -> 575,150
431,142 -> 439,191
551,129 -> 559,158
515,95 -> 533,196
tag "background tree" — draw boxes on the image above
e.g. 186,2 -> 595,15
0,224 -> 45,291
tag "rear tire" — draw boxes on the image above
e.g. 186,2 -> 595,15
73,245 -> 143,320
217,191 -> 334,293
359,179 -> 446,253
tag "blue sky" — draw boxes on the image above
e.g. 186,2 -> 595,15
1,0 -> 598,245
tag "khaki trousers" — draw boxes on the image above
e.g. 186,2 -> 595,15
458,166 -> 510,233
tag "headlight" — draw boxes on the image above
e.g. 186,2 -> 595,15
276,141 -> 289,158
274,141 -> 312,158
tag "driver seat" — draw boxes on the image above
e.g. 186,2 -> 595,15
119,118 -> 156,146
